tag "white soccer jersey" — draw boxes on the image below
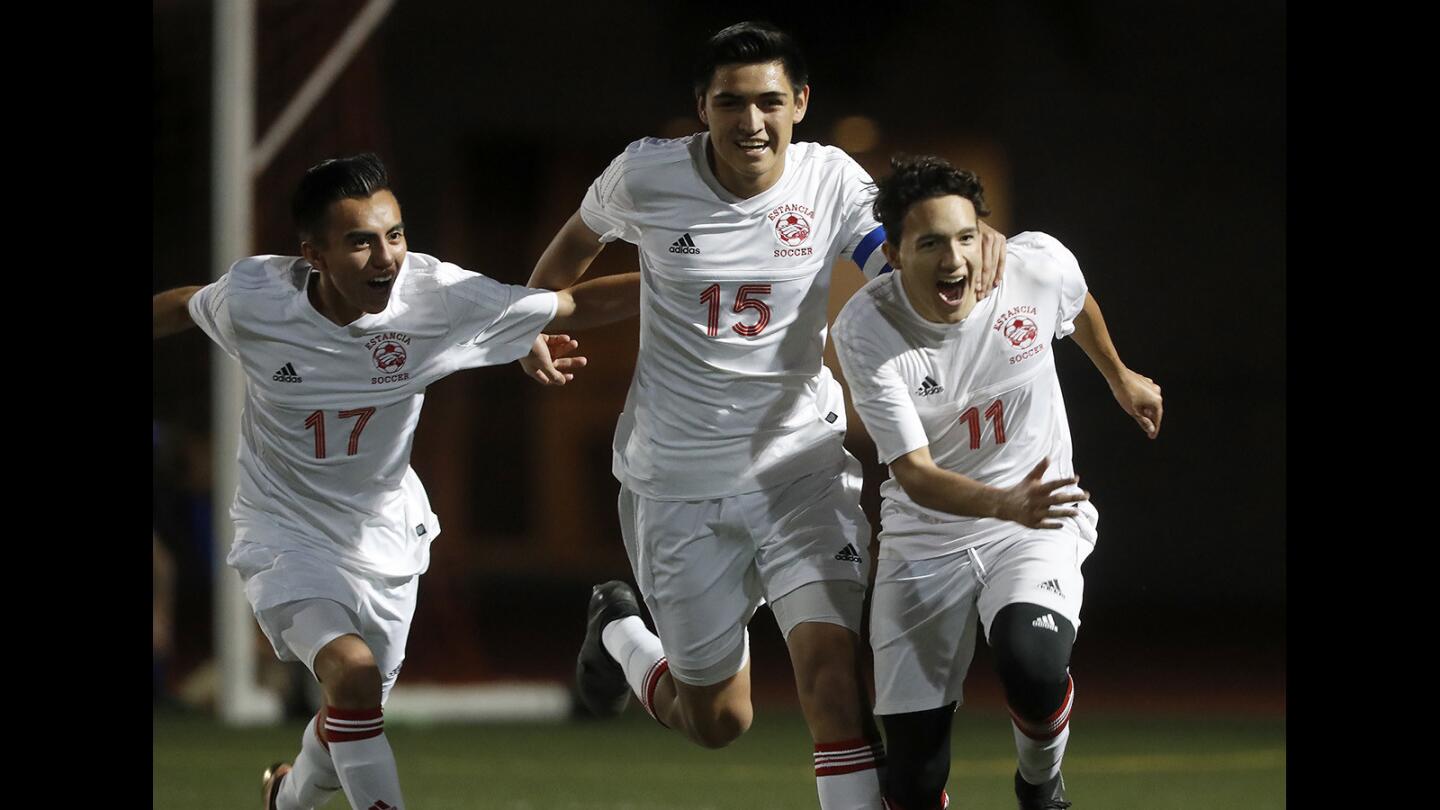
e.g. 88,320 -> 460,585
581,133 -> 892,499
832,232 -> 1098,559
188,252 -> 557,578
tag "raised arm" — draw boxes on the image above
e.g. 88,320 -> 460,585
890,450 -> 1087,530
153,286 -> 203,339
1070,292 -> 1163,438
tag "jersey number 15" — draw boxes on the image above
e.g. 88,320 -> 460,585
700,283 -> 771,337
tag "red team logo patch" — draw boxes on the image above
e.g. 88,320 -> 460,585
769,203 -> 814,246
365,331 -> 412,384
1002,316 -> 1039,349
372,340 -> 407,372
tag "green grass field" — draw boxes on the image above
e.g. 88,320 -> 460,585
153,706 -> 1284,809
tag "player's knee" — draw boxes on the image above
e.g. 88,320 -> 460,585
990,603 -> 1074,721
686,696 -> 753,749
314,636 -> 383,708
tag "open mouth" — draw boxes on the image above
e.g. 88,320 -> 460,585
936,275 -> 967,306
367,272 -> 396,291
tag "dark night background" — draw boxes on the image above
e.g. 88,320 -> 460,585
154,1 -> 1283,713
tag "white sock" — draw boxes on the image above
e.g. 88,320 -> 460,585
814,737 -> 885,810
324,705 -> 405,809
1011,674 -> 1074,785
602,615 -> 665,705
276,713 -> 341,810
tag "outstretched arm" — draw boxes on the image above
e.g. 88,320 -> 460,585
520,210 -> 640,385
153,286 -> 202,339
890,450 -> 1088,529
1070,292 -> 1163,438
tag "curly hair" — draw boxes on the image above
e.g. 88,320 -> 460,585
873,155 -> 990,246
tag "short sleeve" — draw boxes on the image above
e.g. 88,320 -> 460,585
186,273 -> 240,359
835,158 -> 892,280
441,265 -> 558,368
1047,237 -> 1088,339
833,318 -> 929,465
579,149 -> 643,245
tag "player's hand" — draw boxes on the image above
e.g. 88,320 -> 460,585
520,333 -> 587,385
975,221 -> 1007,301
1109,368 -> 1163,439
995,459 -> 1088,529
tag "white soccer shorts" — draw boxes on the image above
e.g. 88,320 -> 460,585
618,452 -> 872,686
870,519 -> 1096,716
229,542 -> 418,704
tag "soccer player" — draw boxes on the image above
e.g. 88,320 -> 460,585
151,153 -> 630,810
522,22 -> 1003,810
830,156 -> 1163,810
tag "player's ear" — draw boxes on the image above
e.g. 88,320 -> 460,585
696,93 -> 709,126
300,240 -> 325,270
792,84 -> 810,123
882,240 -> 901,270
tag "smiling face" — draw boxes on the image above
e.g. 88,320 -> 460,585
301,189 -> 407,326
883,195 -> 984,325
697,60 -> 809,198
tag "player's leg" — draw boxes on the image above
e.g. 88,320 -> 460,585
876,705 -> 955,810
310,632 -> 406,809
870,549 -> 982,810
755,456 -> 884,809
244,549 -> 416,810
976,527 -> 1094,808
578,486 -> 760,748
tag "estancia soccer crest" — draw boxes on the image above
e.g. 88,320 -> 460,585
768,202 -> 815,257
994,306 -> 1040,349
366,331 -> 412,384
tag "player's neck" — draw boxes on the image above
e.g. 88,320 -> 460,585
706,141 -> 785,199
308,272 -> 362,326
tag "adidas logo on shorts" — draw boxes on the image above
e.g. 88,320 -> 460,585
834,543 -> 862,563
1037,578 -> 1064,598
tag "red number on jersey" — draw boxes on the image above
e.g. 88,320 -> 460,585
699,283 -> 773,338
958,398 -> 1008,450
303,407 -> 377,459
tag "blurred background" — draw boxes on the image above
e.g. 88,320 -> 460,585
154,0 -> 1283,731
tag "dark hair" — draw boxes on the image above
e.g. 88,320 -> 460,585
874,155 -> 991,246
291,153 -> 391,243
693,21 -> 808,98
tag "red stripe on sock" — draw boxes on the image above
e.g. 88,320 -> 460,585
1008,674 -> 1074,740
814,737 -> 869,753
315,709 -> 330,752
641,658 -> 670,728
325,725 -> 384,742
324,705 -> 384,743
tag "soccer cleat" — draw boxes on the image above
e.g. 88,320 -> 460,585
262,762 -> 291,810
575,580 -> 641,717
1014,770 -> 1071,809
